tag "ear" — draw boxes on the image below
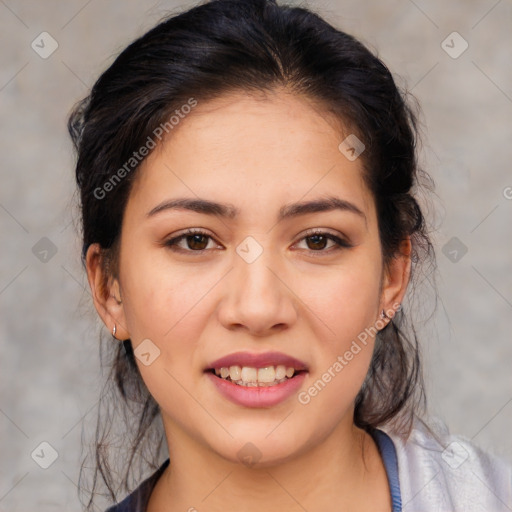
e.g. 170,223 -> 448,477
85,243 -> 130,340
378,237 -> 412,323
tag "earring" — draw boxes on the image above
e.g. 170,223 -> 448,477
380,309 -> 389,319
112,324 -> 117,339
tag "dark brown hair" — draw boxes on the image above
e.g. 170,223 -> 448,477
68,0 -> 434,508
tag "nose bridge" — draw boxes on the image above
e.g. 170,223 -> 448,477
218,233 -> 296,333
234,234 -> 282,300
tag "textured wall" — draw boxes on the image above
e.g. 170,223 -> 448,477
1,0 -> 511,510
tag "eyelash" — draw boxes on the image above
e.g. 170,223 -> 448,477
164,228 -> 353,256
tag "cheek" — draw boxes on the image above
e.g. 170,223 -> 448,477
120,249 -> 207,341
296,254 -> 381,407
301,254 -> 382,346
118,247 -> 229,389
118,254 -> 212,410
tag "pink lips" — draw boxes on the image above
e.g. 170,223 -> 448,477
206,371 -> 307,408
205,351 -> 309,408
205,351 -> 308,371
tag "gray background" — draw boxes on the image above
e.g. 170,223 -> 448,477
1,0 -> 511,510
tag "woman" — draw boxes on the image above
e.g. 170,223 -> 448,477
67,0 -> 511,510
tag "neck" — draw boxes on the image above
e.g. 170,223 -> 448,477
148,416 -> 392,512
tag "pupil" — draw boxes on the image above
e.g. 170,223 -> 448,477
188,234 -> 207,250
308,235 -> 326,250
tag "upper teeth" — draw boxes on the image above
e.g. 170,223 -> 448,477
214,365 -> 296,384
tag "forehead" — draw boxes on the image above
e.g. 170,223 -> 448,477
127,89 -> 375,223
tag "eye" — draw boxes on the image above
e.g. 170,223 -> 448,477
164,229 -> 220,253
164,228 -> 352,255
294,229 -> 353,254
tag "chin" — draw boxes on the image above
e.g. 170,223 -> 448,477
207,425 -> 314,469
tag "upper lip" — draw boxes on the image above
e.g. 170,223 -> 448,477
206,351 -> 308,371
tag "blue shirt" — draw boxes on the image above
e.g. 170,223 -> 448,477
105,428 -> 401,512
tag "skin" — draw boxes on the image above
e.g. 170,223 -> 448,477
86,88 -> 411,512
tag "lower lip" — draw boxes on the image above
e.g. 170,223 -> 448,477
205,371 -> 307,408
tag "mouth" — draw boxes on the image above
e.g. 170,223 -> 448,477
204,351 -> 309,388
206,365 -> 307,387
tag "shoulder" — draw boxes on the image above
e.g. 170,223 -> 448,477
382,416 -> 512,511
104,459 -> 170,512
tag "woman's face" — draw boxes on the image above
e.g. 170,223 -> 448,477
90,89 -> 407,466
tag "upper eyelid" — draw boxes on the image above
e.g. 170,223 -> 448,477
169,227 -> 346,241
167,228 -> 350,250
171,229 -> 220,246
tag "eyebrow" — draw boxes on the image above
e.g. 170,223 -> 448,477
146,195 -> 366,223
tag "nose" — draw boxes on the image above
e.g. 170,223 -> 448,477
216,244 -> 298,337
